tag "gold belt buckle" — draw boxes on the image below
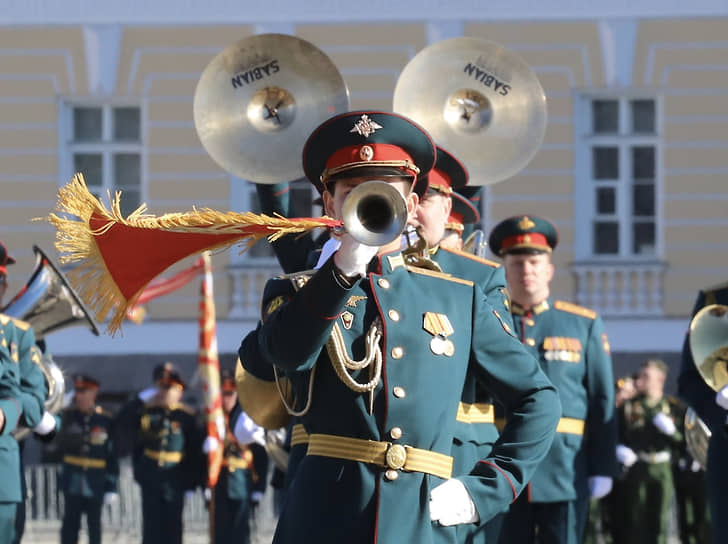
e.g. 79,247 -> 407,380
385,443 -> 407,470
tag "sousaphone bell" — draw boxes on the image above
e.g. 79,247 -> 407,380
689,304 -> 728,392
393,37 -> 547,185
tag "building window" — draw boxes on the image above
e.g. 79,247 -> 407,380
576,96 -> 660,259
67,104 -> 142,217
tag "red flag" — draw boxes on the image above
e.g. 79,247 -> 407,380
125,257 -> 205,322
198,252 -> 225,488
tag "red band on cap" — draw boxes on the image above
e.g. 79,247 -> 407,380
428,168 -> 453,194
501,233 -> 550,252
323,143 -> 417,183
448,210 -> 465,227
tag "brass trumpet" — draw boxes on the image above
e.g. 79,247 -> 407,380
339,180 -> 408,247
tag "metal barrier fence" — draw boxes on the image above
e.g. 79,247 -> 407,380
23,460 -> 209,542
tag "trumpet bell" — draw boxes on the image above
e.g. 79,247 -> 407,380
342,181 -> 408,247
393,37 -> 547,186
193,33 -> 351,184
689,304 -> 728,392
2,245 -> 99,339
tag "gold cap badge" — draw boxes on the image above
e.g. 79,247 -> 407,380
518,216 -> 536,230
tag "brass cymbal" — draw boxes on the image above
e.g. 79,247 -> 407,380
393,37 -> 547,186
193,33 -> 350,184
690,304 -> 728,392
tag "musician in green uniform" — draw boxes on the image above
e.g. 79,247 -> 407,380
617,359 -> 683,544
678,280 -> 728,544
133,365 -> 204,544
57,374 -> 118,544
0,242 -> 52,544
239,110 -> 560,543
410,146 -> 512,544
488,215 -> 618,544
211,369 -> 267,544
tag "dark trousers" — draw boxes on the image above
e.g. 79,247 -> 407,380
621,461 -> 673,544
674,468 -> 711,544
213,485 -> 251,544
0,503 -> 17,544
60,495 -> 103,544
498,494 -> 579,544
141,487 -> 184,544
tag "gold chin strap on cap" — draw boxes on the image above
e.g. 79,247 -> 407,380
321,160 -> 419,183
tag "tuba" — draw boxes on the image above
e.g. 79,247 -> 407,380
2,245 -> 99,439
684,407 -> 711,470
688,304 -> 728,392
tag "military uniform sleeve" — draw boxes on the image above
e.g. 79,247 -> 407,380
247,258 -> 354,373
459,292 -> 560,519
584,317 -> 618,477
482,266 -> 514,330
256,182 -> 316,273
249,442 -> 269,495
183,410 -> 206,491
16,328 -> 46,428
678,290 -> 725,431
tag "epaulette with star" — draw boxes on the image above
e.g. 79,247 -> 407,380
439,246 -> 501,269
553,300 -> 597,320
0,314 -> 31,330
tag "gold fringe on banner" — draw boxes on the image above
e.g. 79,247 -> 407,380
47,174 -> 341,334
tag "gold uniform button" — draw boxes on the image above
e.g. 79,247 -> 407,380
378,278 -> 391,289
393,386 -> 406,398
390,427 -> 403,440
391,346 -> 404,359
526,338 -> 536,346
388,309 -> 400,322
384,469 -> 399,481
525,319 -> 535,326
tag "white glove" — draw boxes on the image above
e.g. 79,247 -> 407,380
103,492 -> 119,506
234,412 -> 265,446
138,387 -> 158,402
333,233 -> 378,278
203,488 -> 212,501
716,384 -> 728,410
429,478 -> 479,526
652,412 -> 677,436
202,436 -> 220,454
32,411 -> 57,436
588,476 -> 613,499
315,238 -> 341,269
616,444 -> 638,467
691,460 -> 702,473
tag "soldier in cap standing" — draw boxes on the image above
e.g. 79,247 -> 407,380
617,359 -> 684,544
488,215 -> 618,544
238,111 -> 560,543
133,364 -> 204,544
57,374 -> 118,544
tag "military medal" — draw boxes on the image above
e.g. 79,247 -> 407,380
430,335 -> 446,355
423,312 -> 455,357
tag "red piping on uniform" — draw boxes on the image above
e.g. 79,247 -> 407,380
273,187 -> 290,197
479,460 -> 518,502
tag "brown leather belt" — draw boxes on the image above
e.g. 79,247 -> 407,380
306,433 -> 453,479
456,402 -> 495,424
63,455 -> 106,469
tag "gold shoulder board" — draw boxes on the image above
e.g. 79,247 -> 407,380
0,314 -> 31,330
554,300 -> 597,320
405,265 -> 474,287
440,247 -> 500,269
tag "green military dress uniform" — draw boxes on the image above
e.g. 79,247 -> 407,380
678,280 -> 728,544
214,405 -> 269,544
239,110 -> 560,544
488,215 -> 617,544
133,399 -> 204,544
617,393 -> 683,544
0,314 -> 46,544
58,400 -> 119,544
429,246 -> 512,544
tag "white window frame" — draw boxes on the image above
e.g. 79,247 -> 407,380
58,99 -> 146,213
573,92 -> 663,262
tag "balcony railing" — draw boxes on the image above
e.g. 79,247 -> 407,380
571,261 -> 667,317
226,263 -> 283,319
